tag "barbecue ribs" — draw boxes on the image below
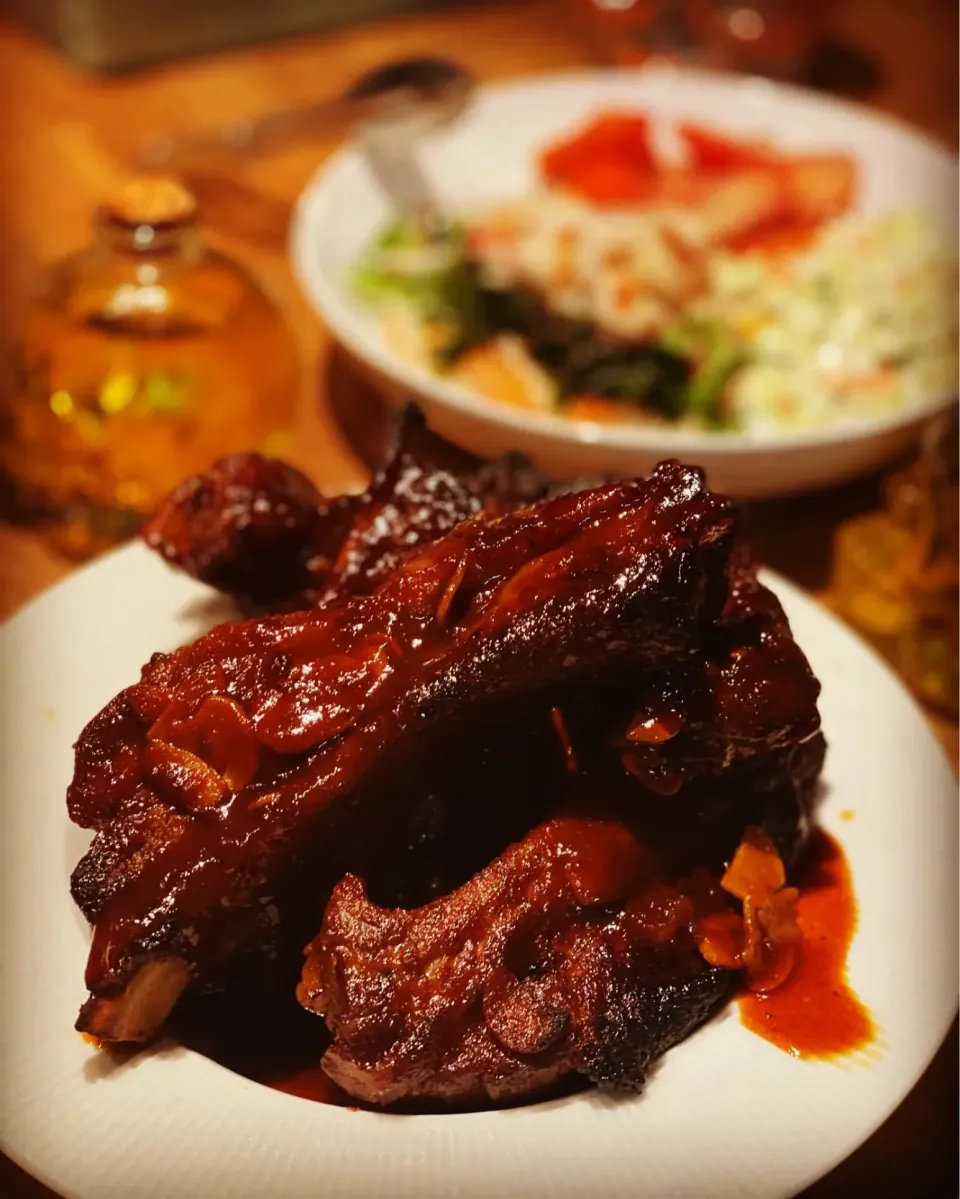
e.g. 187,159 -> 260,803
299,816 -> 733,1105
141,409 -> 551,613
70,462 -> 737,1044
296,559 -> 826,1106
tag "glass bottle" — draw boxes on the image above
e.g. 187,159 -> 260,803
3,176 -> 299,560
831,417 -> 958,717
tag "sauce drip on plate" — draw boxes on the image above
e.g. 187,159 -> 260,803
739,829 -> 874,1057
268,1065 -> 353,1106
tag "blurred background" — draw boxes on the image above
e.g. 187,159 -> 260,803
0,1 -> 956,1194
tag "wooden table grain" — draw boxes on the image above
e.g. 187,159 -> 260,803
0,3 -> 956,1197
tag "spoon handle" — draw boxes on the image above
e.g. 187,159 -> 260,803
359,127 -> 445,237
138,68 -> 466,168
138,97 -> 353,167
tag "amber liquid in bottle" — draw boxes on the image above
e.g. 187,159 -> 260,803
831,419 -> 959,717
4,178 -> 299,559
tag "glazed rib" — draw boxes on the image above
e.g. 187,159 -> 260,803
300,817 -> 733,1105
296,563 -> 826,1107
70,462 -> 735,1042
141,408 -> 551,612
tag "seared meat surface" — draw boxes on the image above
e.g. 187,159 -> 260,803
70,462 -> 736,1044
142,409 -> 551,613
71,414 -> 826,1104
300,817 -> 733,1105
298,573 -> 826,1106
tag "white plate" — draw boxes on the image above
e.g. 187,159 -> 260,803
0,544 -> 956,1199
291,67 -> 958,498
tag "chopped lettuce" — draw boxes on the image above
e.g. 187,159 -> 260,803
662,319 -> 745,428
352,219 -> 466,314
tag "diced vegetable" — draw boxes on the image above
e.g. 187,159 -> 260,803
704,825 -> 802,994
625,710 -> 685,743
721,825 -> 786,905
695,911 -> 745,969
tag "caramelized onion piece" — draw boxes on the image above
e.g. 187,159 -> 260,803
625,710 -> 685,744
144,742 -> 229,810
550,706 -> 579,773
745,943 -> 797,995
759,887 -> 802,944
721,826 -> 786,903
435,556 -> 469,628
695,911 -> 744,969
696,826 -> 802,991
149,695 -> 259,792
621,750 -> 684,795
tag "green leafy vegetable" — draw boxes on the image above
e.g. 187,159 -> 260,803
443,281 -> 694,420
662,319 -> 744,427
354,219 -> 746,425
548,339 -> 692,420
352,219 -> 466,313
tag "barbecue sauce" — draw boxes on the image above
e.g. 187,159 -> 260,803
268,1066 -> 351,1106
738,829 -> 874,1057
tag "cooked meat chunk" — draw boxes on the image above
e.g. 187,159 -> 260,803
561,553 -> 823,800
142,408 -> 550,612
69,463 -> 735,1043
140,452 -> 329,612
299,817 -> 734,1105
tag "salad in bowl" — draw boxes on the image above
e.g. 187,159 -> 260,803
293,69 -> 959,495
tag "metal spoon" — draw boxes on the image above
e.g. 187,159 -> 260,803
137,56 -> 471,244
138,55 -> 472,168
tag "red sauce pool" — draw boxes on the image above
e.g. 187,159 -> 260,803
739,829 -> 875,1057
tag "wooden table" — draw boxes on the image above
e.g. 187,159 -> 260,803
1,2 -> 956,1196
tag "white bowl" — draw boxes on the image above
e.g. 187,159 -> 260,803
291,67 -> 958,498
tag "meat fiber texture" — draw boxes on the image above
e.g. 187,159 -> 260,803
300,816 -> 734,1105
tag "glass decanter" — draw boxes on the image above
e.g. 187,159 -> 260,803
3,176 -> 299,559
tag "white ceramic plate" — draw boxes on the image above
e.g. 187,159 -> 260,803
291,67 -> 958,498
0,544 -> 956,1199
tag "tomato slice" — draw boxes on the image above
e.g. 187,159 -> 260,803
540,110 -> 659,201
559,156 -> 659,205
575,112 -> 657,171
679,122 -> 778,173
